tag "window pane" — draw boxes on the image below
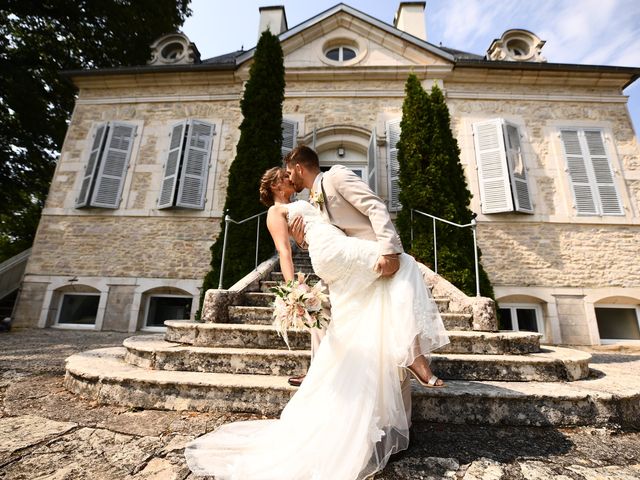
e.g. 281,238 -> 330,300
342,48 -> 356,60
498,308 -> 513,330
59,295 -> 99,325
326,48 -> 340,61
595,308 -> 640,340
147,296 -> 192,327
516,308 -> 539,332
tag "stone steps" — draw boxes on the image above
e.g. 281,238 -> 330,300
123,335 -> 587,381
64,347 -> 637,428
227,305 -> 473,330
268,271 -> 320,283
243,291 -> 451,312
165,321 -> 541,355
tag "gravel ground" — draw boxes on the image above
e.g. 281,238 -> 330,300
1,327 -> 639,479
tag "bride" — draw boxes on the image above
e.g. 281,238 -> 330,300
185,167 -> 450,479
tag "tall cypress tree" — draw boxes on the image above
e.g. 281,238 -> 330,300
396,75 -> 494,298
197,30 -> 285,316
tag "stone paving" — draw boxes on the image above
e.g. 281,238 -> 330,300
1,328 -> 639,479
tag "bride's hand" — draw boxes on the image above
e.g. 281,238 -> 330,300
289,216 -> 305,246
374,254 -> 400,277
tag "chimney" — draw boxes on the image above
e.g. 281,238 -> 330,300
258,6 -> 288,38
393,2 -> 427,41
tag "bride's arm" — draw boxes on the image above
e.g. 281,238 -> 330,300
266,206 -> 295,282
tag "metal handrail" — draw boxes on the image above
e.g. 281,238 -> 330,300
218,210 -> 268,289
410,209 -> 480,297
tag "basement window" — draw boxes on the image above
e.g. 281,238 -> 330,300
498,304 -> 544,340
56,294 -> 99,327
145,295 -> 192,330
595,306 -> 640,343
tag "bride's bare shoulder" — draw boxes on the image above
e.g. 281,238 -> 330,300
267,204 -> 288,218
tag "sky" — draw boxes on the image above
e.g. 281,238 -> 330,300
182,0 -> 640,134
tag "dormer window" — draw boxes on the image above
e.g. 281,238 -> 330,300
325,46 -> 357,62
486,29 -> 546,63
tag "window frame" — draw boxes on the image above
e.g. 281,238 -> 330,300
54,292 -> 101,330
594,304 -> 640,345
498,303 -> 545,341
76,121 -> 137,210
558,127 -> 624,217
142,294 -> 194,332
157,119 -> 216,210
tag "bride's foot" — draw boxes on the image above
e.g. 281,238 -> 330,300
406,357 -> 445,388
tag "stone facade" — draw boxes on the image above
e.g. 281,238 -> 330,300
12,4 -> 640,345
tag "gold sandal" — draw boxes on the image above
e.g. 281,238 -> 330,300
406,366 -> 445,388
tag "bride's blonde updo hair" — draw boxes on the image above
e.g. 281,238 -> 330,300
259,167 -> 287,206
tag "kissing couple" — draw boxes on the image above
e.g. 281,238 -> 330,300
186,146 -> 450,479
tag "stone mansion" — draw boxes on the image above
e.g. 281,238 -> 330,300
12,2 -> 640,346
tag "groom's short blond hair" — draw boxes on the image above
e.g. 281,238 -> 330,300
284,146 -> 320,170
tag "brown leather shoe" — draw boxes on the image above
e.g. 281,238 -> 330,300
288,375 -> 305,387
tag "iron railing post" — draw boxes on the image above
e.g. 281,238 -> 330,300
254,216 -> 261,270
410,209 -> 414,249
218,214 -> 231,289
432,217 -> 438,274
471,218 -> 480,297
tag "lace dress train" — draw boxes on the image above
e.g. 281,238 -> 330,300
185,201 -> 449,479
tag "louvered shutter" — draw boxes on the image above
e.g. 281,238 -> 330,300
472,119 -> 513,214
386,119 -> 401,211
76,123 -> 107,208
158,121 -> 187,209
560,129 -> 598,215
176,120 -> 215,209
367,128 -> 377,193
504,122 -> 533,213
90,122 -> 136,208
584,130 -> 622,215
281,119 -> 297,159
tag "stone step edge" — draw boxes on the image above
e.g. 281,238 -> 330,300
127,334 -> 581,364
164,321 -> 540,344
64,348 -> 639,428
125,335 -> 587,378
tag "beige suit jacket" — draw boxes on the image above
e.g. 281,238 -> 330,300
319,165 -> 403,255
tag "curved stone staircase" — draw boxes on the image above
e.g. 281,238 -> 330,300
65,253 -> 637,427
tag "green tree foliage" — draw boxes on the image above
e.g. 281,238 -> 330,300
198,30 -> 285,316
396,74 -> 494,298
0,0 -> 191,262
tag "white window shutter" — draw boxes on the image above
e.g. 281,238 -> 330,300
584,130 -> 622,215
281,119 -> 297,159
367,127 -> 377,193
158,121 -> 187,209
472,119 -> 513,214
76,123 -> 107,208
176,120 -> 215,209
386,119 -> 401,211
90,122 -> 136,208
503,122 -> 533,213
560,129 -> 598,215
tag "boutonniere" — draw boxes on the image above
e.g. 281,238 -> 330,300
309,190 -> 324,207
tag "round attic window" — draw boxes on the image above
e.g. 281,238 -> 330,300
325,46 -> 357,62
161,42 -> 185,61
506,38 -> 531,58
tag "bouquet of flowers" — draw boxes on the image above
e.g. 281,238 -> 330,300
271,272 -> 329,349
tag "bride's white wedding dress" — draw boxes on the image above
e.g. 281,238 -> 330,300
185,200 -> 449,479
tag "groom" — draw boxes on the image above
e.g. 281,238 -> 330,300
283,146 -> 412,414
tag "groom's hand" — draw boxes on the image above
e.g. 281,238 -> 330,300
374,254 -> 400,277
289,216 -> 306,248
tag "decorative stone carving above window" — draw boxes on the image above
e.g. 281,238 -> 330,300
148,33 -> 201,66
486,29 -> 546,63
